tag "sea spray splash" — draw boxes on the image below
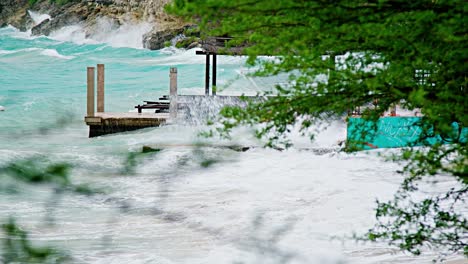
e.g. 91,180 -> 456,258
47,17 -> 152,49
0,21 -> 451,263
27,10 -> 51,26
88,17 -> 152,48
40,49 -> 75,60
177,95 -> 249,125
48,25 -> 93,45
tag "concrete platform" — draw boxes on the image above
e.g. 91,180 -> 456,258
85,112 -> 169,137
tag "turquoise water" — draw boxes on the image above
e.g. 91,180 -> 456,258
0,25 -> 464,264
0,25 -> 263,155
0,26 -> 203,133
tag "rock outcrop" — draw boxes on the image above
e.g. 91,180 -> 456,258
1,0 -> 193,50
0,0 -> 33,31
31,2 -> 93,36
142,27 -> 185,50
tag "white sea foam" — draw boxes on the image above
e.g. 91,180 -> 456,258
1,47 -> 75,59
0,49 -> 17,55
48,25 -> 96,45
1,28 -> 464,263
0,106 -> 5,111
0,25 -> 16,32
27,10 -> 51,25
138,48 -> 286,93
89,17 -> 152,48
159,46 -> 186,55
0,47 -> 40,54
0,25 -> 37,40
48,18 -> 151,49
3,13 -> 149,49
144,47 -> 248,65
40,49 -> 75,60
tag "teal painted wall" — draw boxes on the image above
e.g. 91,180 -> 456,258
347,117 -> 467,150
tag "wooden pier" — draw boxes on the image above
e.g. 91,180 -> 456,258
84,46 -> 233,137
84,64 -> 174,137
85,112 -> 169,137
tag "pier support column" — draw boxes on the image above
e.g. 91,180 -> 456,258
87,67 -> 95,117
169,67 -> 178,119
212,54 -> 217,95
97,64 -> 105,112
205,53 -> 210,96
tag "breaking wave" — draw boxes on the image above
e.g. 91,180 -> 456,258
40,48 -> 75,60
48,17 -> 152,49
0,47 -> 74,59
27,10 -> 51,25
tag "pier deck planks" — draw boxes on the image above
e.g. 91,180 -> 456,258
85,112 -> 169,137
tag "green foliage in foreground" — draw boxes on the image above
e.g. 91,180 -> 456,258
368,186 -> 467,256
0,158 -> 101,264
2,218 -> 69,264
0,158 -> 100,195
168,0 -> 467,257
365,145 -> 468,257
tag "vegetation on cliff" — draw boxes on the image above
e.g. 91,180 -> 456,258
28,0 -> 75,6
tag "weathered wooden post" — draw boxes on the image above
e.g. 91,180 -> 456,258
169,67 -> 178,119
97,64 -> 105,112
87,67 -> 95,117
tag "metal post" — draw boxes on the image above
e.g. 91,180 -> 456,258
169,67 -> 178,119
212,54 -> 217,95
205,53 -> 210,96
87,67 -> 95,117
97,64 -> 105,112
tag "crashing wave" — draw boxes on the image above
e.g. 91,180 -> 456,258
27,10 -> 51,25
47,17 -> 152,49
40,49 -> 75,60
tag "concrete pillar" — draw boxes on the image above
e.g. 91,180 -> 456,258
87,67 -> 95,117
169,67 -> 178,119
97,64 -> 105,112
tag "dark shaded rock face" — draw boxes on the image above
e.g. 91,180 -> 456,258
1,0 -> 192,51
142,27 -> 185,50
0,0 -> 33,31
31,18 -> 50,35
0,0 -> 58,31
31,14 -> 83,36
0,0 -> 24,25
31,2 -> 90,36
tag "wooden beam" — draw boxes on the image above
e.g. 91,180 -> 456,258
97,64 -> 105,112
87,67 -> 95,117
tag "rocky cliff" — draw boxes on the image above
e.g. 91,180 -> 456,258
0,0 -> 32,31
0,0 -> 195,50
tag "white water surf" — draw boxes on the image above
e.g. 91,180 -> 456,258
0,17 -> 465,264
